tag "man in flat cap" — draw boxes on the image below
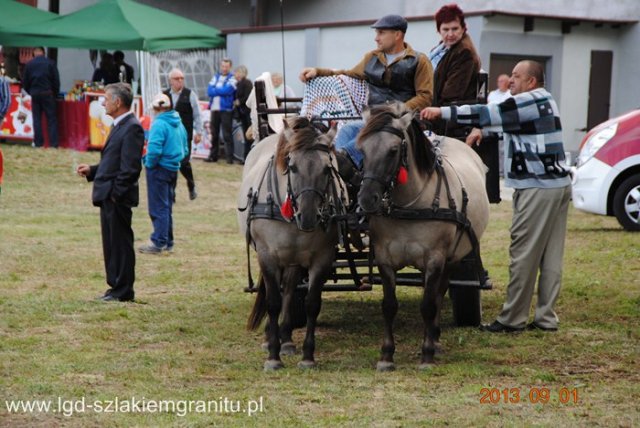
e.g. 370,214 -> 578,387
299,14 -> 433,168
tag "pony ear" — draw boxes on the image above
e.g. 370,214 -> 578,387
282,118 -> 290,129
361,106 -> 371,122
325,123 -> 338,143
397,110 -> 413,130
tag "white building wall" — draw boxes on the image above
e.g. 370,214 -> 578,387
560,26 -> 618,150
234,30 -> 307,96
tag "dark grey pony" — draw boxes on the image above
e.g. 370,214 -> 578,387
357,103 -> 490,370
238,118 -> 347,370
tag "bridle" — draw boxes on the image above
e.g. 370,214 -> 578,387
282,143 -> 347,230
361,124 -> 410,208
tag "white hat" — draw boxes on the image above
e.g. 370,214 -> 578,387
151,93 -> 171,109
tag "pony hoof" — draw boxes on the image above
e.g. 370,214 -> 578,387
298,360 -> 316,369
263,359 -> 284,371
376,361 -> 396,372
280,342 -> 296,356
418,362 -> 436,370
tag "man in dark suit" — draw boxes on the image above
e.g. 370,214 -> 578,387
77,83 -> 144,302
23,47 -> 60,148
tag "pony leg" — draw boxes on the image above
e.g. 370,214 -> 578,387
299,264 -> 330,369
260,262 -> 284,371
377,264 -> 398,371
279,266 -> 304,356
420,262 -> 446,368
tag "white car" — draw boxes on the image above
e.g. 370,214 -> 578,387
571,109 -> 640,231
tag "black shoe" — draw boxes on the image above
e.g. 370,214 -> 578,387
480,320 -> 524,333
189,188 -> 197,200
526,322 -> 558,332
98,294 -> 133,302
204,157 -> 217,163
226,159 -> 233,164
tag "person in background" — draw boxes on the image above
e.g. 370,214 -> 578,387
139,93 -> 188,254
92,52 -> 119,85
114,50 -> 134,85
271,71 -> 296,109
429,3 -> 480,136
487,73 -> 511,176
76,83 -> 144,302
299,14 -> 433,169
205,58 -> 237,164
487,73 -> 511,104
164,68 -> 202,200
233,65 -> 253,160
421,60 -> 572,333
22,47 -> 60,148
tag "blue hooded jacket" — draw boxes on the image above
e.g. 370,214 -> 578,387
143,110 -> 188,171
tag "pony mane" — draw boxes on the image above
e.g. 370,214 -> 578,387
358,104 -> 436,176
275,117 -> 326,172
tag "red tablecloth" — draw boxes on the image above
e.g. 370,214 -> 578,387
42,100 -> 90,151
59,100 -> 89,151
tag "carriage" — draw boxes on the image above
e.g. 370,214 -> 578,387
238,74 -> 500,369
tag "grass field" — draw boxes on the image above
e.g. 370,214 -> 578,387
0,143 -> 638,427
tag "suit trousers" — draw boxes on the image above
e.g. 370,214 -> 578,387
100,199 -> 135,300
209,110 -> 233,162
497,185 -> 571,329
178,152 -> 196,192
31,92 -> 58,148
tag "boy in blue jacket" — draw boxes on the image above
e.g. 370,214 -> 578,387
139,93 -> 188,254
205,58 -> 237,164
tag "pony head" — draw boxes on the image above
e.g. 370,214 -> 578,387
276,118 -> 340,231
357,102 -> 436,213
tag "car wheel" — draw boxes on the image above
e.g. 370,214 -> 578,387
613,175 -> 640,231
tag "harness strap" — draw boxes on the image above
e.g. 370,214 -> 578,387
387,206 -> 487,286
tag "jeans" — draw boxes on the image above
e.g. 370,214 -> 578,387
334,121 -> 364,168
146,166 -> 177,248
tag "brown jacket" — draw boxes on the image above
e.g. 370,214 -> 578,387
433,33 -> 480,107
315,42 -> 433,111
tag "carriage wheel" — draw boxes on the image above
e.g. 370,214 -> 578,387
449,286 -> 482,327
289,287 -> 308,329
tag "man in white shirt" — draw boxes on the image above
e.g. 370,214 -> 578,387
487,74 -> 510,104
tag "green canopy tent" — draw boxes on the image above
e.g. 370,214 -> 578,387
0,0 -> 57,31
0,0 -> 224,52
0,0 -> 225,114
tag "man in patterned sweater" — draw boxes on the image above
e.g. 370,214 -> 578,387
422,60 -> 572,333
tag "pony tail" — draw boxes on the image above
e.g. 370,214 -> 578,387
247,274 -> 267,330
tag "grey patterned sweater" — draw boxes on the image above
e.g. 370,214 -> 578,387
441,88 -> 571,189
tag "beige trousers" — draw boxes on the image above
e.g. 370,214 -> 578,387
497,185 -> 572,329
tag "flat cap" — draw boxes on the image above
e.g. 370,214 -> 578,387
371,14 -> 408,32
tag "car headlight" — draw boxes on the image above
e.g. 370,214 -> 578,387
576,123 -> 618,167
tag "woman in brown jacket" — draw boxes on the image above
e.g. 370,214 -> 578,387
429,4 -> 481,136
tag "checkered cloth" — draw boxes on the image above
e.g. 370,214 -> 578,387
300,75 -> 368,120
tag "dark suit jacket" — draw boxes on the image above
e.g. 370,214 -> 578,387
23,56 -> 60,96
433,33 -> 480,107
87,113 -> 144,207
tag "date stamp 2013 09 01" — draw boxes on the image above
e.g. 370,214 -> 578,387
479,387 -> 579,404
